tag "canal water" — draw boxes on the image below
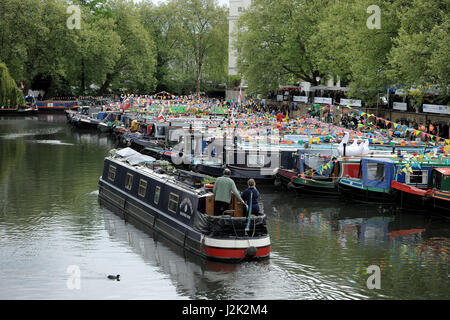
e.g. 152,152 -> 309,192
0,115 -> 448,300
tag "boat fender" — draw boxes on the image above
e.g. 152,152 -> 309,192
245,246 -> 257,258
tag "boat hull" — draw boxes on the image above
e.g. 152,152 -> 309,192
338,178 -> 395,204
431,191 -> 450,214
38,106 -> 77,113
292,178 -> 340,197
390,181 -> 432,211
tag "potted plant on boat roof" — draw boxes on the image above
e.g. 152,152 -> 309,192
202,178 -> 216,190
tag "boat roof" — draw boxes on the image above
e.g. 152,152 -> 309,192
435,168 -> 450,175
108,153 -> 212,197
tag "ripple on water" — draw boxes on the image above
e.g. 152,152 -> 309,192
1,128 -> 62,140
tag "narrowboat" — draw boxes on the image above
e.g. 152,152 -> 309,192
339,157 -> 450,204
98,148 -> 271,262
390,160 -> 450,211
275,148 -> 339,193
37,100 -> 77,113
0,105 -> 37,115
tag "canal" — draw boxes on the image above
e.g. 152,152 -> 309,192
0,115 -> 448,300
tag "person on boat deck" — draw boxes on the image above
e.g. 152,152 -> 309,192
213,169 -> 245,216
241,179 -> 261,217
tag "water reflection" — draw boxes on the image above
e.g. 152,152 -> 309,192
0,116 -> 449,300
262,190 -> 450,299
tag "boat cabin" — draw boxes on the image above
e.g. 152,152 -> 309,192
429,168 -> 450,212
429,168 -> 450,191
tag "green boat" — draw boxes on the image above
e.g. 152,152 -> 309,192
288,157 -> 361,197
429,168 -> 450,214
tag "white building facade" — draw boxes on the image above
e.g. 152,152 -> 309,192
228,0 -> 252,77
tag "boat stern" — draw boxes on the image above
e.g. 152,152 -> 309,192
201,235 -> 271,262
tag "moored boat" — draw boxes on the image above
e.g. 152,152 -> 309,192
339,157 -> 450,204
429,168 -> 450,214
37,99 -> 77,113
97,148 -> 271,262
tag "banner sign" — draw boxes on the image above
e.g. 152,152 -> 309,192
293,96 -> 308,103
423,104 -> 450,115
340,99 -> 362,107
313,97 -> 333,104
393,102 -> 407,111
276,95 -> 284,102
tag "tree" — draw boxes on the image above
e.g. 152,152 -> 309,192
170,0 -> 228,95
310,0 -> 401,105
235,0 -> 325,95
388,0 -> 450,98
67,7 -> 121,95
137,1 -> 184,93
0,62 -> 25,106
98,0 -> 157,94
0,0 -> 74,96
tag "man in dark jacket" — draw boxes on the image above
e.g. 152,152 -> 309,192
241,179 -> 261,216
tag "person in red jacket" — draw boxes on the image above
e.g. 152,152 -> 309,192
276,112 -> 285,122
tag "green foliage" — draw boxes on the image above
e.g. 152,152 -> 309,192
166,0 -> 228,94
0,0 -> 227,97
313,0 -> 401,105
235,0 -> 324,95
0,62 -> 25,106
388,0 -> 450,94
236,0 -> 449,105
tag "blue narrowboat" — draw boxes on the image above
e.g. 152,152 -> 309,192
98,148 -> 271,262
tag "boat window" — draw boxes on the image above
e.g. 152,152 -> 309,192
154,186 -> 161,204
108,165 -> 116,182
125,173 -> 134,190
407,170 -> 428,185
138,179 -> 147,197
366,163 -> 385,181
168,193 -> 179,214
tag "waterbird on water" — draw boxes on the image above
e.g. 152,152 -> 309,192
107,275 -> 120,281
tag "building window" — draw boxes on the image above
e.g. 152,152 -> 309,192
125,173 -> 133,190
168,193 -> 179,214
154,186 -> 161,205
138,179 -> 147,198
108,165 -> 116,182
238,7 -> 243,12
